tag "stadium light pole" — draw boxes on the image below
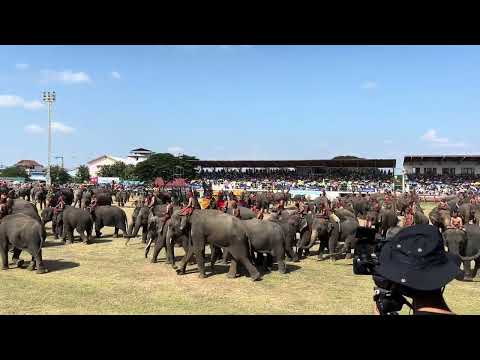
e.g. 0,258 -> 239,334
42,91 -> 56,186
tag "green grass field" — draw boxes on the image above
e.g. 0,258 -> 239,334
0,201 -> 478,315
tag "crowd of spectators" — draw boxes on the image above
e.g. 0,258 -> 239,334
192,168 -> 394,192
407,174 -> 480,196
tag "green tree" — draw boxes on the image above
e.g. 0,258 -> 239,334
75,165 -> 91,183
50,165 -> 71,184
133,153 -> 198,183
97,161 -> 136,180
0,166 -> 29,179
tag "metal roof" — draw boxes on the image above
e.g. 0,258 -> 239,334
192,159 -> 396,168
404,155 -> 480,163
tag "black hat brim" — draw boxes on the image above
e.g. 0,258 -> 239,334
376,250 -> 462,291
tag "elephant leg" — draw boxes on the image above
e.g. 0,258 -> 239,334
210,246 -> 219,272
127,223 -> 134,237
463,260 -> 473,281
1,243 -> 9,270
193,243 -> 207,278
95,222 -> 102,238
165,235 -> 175,266
142,225 -> 148,243
65,225 -> 74,244
285,245 -> 298,262
150,237 -> 163,264
114,227 -> 119,238
274,248 -> 287,274
78,228 -> 89,244
33,249 -> 47,274
176,244 -> 194,275
227,257 -> 238,278
12,248 -> 24,268
221,249 -> 230,264
231,246 -> 261,281
472,260 -> 479,278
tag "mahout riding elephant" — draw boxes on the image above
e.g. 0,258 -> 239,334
429,207 -> 451,230
57,206 -> 93,244
95,192 -> 113,206
0,213 -> 48,274
91,205 -> 128,238
443,224 -> 480,281
166,209 -> 262,281
299,215 -> 359,261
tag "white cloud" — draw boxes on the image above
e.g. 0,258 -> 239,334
168,146 -> 185,156
52,122 -> 75,134
24,122 -> 75,135
361,81 -> 378,90
15,63 -> 29,70
41,70 -> 92,84
24,124 -> 45,134
111,71 -> 121,79
0,95 -> 44,110
420,129 -> 465,148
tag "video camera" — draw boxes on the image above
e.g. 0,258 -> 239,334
353,227 -> 408,315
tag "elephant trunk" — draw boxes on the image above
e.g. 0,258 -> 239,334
302,229 -> 317,249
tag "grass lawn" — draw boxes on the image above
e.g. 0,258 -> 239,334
0,201 -> 478,315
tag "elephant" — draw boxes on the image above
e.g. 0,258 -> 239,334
429,207 -> 451,230
73,188 -> 84,208
49,189 -> 74,207
352,197 -> 370,218
0,213 -> 47,274
11,199 -> 41,222
443,224 -> 480,281
414,210 -> 429,225
32,187 -> 47,210
145,212 -> 189,265
457,203 -> 474,224
40,207 -> 64,240
241,219 -> 289,274
116,190 -> 129,207
126,205 -> 151,243
57,206 -> 93,244
334,208 -> 356,221
379,208 -> 399,237
264,212 -> 305,261
224,206 -> 256,219
91,205 -> 128,238
299,215 -> 359,261
16,187 -> 31,201
166,209 -> 262,281
81,190 -> 92,209
96,192 -> 113,206
474,207 -> 480,225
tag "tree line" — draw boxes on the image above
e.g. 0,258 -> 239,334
0,153 -> 198,185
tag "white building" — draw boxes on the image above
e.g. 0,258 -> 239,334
87,149 -> 153,177
403,155 -> 480,176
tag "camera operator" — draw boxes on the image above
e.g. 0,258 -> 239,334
353,225 -> 462,315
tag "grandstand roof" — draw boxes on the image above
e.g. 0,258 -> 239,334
192,159 -> 396,168
404,155 -> 480,163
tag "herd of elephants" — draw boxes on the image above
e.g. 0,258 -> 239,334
1,184 -> 480,282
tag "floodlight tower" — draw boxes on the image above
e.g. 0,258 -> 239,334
42,91 -> 56,186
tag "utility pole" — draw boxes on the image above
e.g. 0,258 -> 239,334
42,91 -> 56,186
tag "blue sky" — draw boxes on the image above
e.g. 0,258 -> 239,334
1,45 -> 479,170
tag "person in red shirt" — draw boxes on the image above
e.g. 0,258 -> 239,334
450,211 -> 463,230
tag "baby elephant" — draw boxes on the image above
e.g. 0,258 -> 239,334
59,206 -> 94,244
0,213 -> 48,274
